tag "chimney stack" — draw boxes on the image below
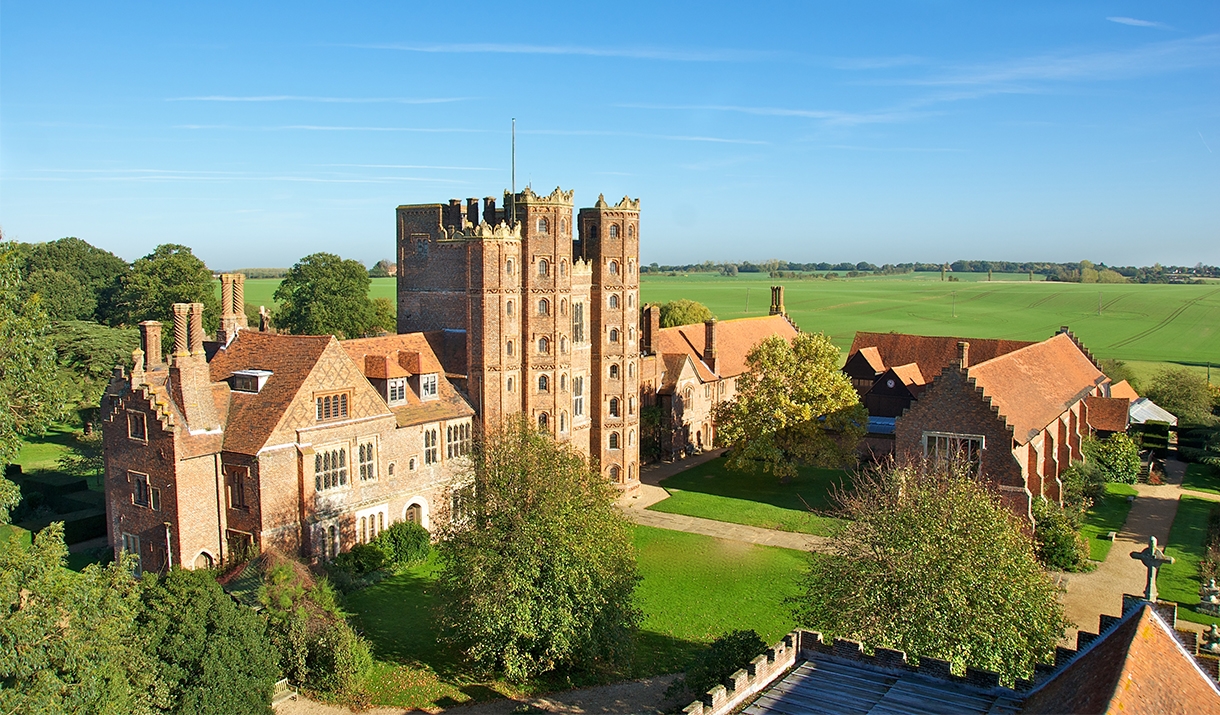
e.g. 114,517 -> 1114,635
139,321 -> 163,369
483,196 -> 498,225
466,198 -> 480,227
172,303 -> 191,359
704,318 -> 719,373
220,274 -> 234,318
188,302 -> 205,357
769,285 -> 786,316
233,274 -> 246,325
643,304 -> 661,355
958,341 -> 970,369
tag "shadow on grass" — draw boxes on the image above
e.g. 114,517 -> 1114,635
656,457 -> 853,515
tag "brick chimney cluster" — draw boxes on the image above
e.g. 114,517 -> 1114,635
217,273 -> 248,345
704,318 -> 719,374
642,304 -> 661,356
169,302 -> 222,431
769,285 -> 786,316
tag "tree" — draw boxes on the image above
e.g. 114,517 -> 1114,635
792,462 -> 1068,686
111,244 -> 219,331
273,253 -> 390,338
1099,359 -> 1139,392
21,237 -> 130,322
435,419 -> 641,681
0,523 -> 157,715
0,243 -> 66,468
368,259 -> 396,277
139,568 -> 278,714
659,299 -> 714,328
714,332 -> 865,480
1146,368 -> 1217,425
47,321 -> 139,419
1083,433 -> 1141,483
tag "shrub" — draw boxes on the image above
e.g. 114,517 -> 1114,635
1083,434 -> 1141,484
307,620 -> 373,696
1061,460 -> 1104,510
1032,499 -> 1091,572
331,543 -> 385,576
681,630 -> 767,697
371,521 -> 431,568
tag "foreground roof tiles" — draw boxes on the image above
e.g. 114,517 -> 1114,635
849,331 -> 1035,379
656,315 -> 799,381
1085,395 -> 1131,433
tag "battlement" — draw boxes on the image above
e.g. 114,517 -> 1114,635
592,193 -> 640,211
513,185 -> 574,205
571,257 -> 593,276
443,220 -> 521,242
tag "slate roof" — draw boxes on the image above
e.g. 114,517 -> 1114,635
1086,395 -> 1131,433
849,331 -> 1035,380
966,333 -> 1106,444
207,331 -> 334,455
655,315 -> 799,382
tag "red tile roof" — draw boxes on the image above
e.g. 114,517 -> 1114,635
343,333 -> 473,426
967,333 -> 1106,444
1110,379 -> 1140,402
1086,396 -> 1130,433
849,331 -> 1035,380
890,362 -> 927,387
341,333 -> 444,375
655,315 -> 799,381
857,346 -> 885,374
1022,604 -> 1220,714
207,331 -> 334,455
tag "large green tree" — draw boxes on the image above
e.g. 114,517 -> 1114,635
435,419 -> 641,681
1146,367 -> 1217,425
0,524 -> 157,715
47,321 -> 140,418
139,569 -> 278,714
273,253 -> 394,338
111,244 -> 219,331
793,463 -> 1068,686
21,237 -> 130,322
658,299 -> 713,328
714,332 -> 865,480
0,243 -> 66,468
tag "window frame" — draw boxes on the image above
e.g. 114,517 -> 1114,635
358,439 -> 377,481
419,373 -> 439,401
126,410 -> 147,442
315,391 -> 350,421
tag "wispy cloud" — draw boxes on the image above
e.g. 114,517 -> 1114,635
18,168 -> 467,184
519,128 -> 767,145
344,42 -> 771,62
814,145 -> 965,153
1107,16 -> 1170,30
176,124 -> 490,133
617,102 -> 932,127
829,55 -> 924,70
168,95 -> 469,104
315,163 -> 496,171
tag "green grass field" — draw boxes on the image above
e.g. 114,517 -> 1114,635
647,457 -> 850,536
219,277 -> 396,311
1079,483 -> 1139,561
1158,495 -> 1220,626
1182,464 -> 1220,496
343,525 -> 806,708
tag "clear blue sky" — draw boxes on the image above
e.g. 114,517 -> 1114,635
2,2 -> 1217,268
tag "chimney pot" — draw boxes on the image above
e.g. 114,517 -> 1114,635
958,341 -> 970,369
139,321 -> 163,368
705,318 -> 719,372
172,304 -> 191,357
188,302 -> 205,357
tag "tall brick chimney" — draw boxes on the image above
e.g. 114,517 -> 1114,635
139,321 -> 163,369
217,273 -> 248,345
483,196 -> 497,225
769,285 -> 786,316
466,198 -> 480,227
188,302 -> 205,357
958,341 -> 970,369
642,304 -> 661,355
171,303 -> 191,359
704,318 -> 718,374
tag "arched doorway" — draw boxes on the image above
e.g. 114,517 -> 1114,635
193,551 -> 214,570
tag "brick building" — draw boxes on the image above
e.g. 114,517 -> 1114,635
396,187 -> 642,486
102,276 -> 472,572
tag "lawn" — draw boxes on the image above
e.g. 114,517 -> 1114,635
647,457 -> 850,536
1182,463 -> 1220,496
1079,483 -> 1139,561
217,276 -> 396,311
1157,495 -> 1220,626
343,525 -> 807,708
15,424 -> 81,473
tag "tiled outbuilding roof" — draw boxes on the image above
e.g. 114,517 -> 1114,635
655,315 -> 798,382
1085,395 -> 1130,433
849,331 -> 1035,379
966,333 -> 1106,444
1110,379 -> 1140,402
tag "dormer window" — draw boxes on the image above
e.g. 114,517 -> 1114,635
232,369 -> 273,394
388,377 -> 407,406
419,373 -> 439,400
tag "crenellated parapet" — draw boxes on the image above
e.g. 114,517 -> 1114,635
515,186 -> 574,205
443,220 -> 522,242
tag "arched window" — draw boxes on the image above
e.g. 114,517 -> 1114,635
560,411 -> 567,432
628,225 -> 635,238
560,373 -> 568,391
609,397 -> 620,417
537,217 -> 549,234
628,362 -> 635,377
560,219 -> 567,233
506,300 -> 514,317
360,516 -> 367,544
538,375 -> 549,392
609,329 -> 619,343
560,299 -> 567,315
538,259 -> 550,277
609,294 -> 619,308
628,463 -> 634,480
628,327 -> 635,341
328,525 -> 339,559
538,298 -> 550,315
609,465 -> 621,481
684,387 -> 693,402
609,225 -> 619,239
609,364 -> 620,379
609,260 -> 619,275
506,258 -> 514,275
629,397 -> 635,415
588,223 -> 599,239
627,294 -> 634,307
506,340 -> 514,356
538,337 -> 550,353
538,412 -> 549,430
629,429 -> 635,446
609,432 -> 620,449
507,377 -> 515,392
559,261 -> 567,276
560,336 -> 568,353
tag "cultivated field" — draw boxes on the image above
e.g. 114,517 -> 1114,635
224,272 -> 1220,366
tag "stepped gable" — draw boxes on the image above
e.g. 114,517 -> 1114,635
341,333 -> 474,428
656,315 -> 798,380
207,330 -> 333,455
1085,395 -> 1130,432
966,333 -> 1106,444
849,331 -> 1034,377
1023,604 -> 1220,714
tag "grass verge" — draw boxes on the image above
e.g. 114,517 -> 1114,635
1158,495 -> 1220,626
1079,483 -> 1138,561
1181,463 -> 1220,496
343,525 -> 808,708
647,457 -> 850,536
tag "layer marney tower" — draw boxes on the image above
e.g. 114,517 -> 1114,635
395,187 -> 640,488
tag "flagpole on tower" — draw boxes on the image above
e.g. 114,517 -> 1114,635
511,118 -> 516,225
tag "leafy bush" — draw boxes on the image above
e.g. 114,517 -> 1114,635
371,521 -> 431,568
1083,434 -> 1141,484
1146,368 -> 1219,426
1032,499 -> 1091,572
681,630 -> 766,697
1061,460 -> 1105,510
330,543 -> 385,576
307,620 -> 373,696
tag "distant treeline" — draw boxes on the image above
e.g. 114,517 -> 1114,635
643,259 -> 1219,284
222,267 -> 290,278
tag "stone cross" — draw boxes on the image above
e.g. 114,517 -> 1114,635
1130,536 -> 1174,602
